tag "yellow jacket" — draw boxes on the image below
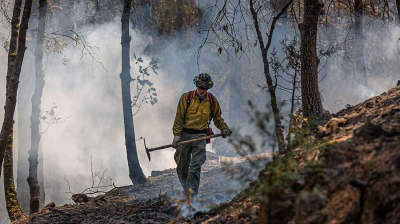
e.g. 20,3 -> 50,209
173,92 -> 229,136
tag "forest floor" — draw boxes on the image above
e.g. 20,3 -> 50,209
15,83 -> 400,223
14,152 -> 271,224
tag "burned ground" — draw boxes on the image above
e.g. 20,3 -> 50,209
14,153 -> 270,224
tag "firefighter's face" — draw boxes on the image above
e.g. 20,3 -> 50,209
196,88 -> 208,97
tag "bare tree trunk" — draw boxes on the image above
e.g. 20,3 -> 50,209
121,0 -> 147,185
4,124 -> 24,221
286,70 -> 298,147
396,0 -> 400,24
0,0 -> 34,178
354,0 -> 368,86
28,0 -> 48,214
250,0 -> 292,153
299,0 -> 324,118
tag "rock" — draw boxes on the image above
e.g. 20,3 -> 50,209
354,122 -> 385,140
72,194 -> 90,203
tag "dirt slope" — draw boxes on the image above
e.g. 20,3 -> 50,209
196,84 -> 400,223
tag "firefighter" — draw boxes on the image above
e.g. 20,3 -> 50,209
172,73 -> 232,196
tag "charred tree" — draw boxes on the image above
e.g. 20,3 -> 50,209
27,0 -> 48,214
250,0 -> 293,153
0,0 -> 34,177
4,124 -> 24,221
299,0 -> 324,118
121,0 -> 147,184
396,0 -> 400,24
354,0 -> 368,86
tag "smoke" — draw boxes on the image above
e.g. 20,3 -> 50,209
0,2 -> 399,223
318,18 -> 400,113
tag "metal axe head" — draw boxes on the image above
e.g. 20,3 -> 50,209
143,138 -> 151,161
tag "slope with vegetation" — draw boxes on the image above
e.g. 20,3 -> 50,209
196,83 -> 400,223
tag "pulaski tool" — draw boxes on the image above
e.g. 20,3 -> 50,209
144,133 -> 223,161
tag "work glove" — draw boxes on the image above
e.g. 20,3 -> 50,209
221,129 -> 232,138
172,136 -> 181,148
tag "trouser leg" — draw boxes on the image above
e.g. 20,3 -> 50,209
174,133 -> 191,191
186,134 -> 207,196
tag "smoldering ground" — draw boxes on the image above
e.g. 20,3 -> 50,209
0,5 -> 400,224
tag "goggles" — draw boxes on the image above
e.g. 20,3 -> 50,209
196,80 -> 212,89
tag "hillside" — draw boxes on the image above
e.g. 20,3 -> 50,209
196,83 -> 400,223
15,83 -> 400,223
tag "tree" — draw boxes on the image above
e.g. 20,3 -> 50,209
396,0 -> 400,24
249,0 -> 293,153
121,0 -> 147,184
0,0 -> 33,220
27,0 -> 48,214
0,0 -> 33,178
4,124 -> 24,221
299,0 -> 324,118
354,0 -> 368,86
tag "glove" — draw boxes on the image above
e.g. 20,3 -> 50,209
221,129 -> 232,138
172,136 -> 181,148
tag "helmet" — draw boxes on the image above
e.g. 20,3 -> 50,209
193,73 -> 213,89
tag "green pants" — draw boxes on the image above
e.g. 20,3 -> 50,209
174,132 -> 207,196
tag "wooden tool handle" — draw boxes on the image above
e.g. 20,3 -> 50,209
177,133 -> 223,146
148,133 -> 223,152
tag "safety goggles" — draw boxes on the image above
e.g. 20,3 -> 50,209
196,80 -> 211,89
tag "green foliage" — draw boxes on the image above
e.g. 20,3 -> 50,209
132,54 -> 160,114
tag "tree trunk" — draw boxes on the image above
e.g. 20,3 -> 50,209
299,0 -> 324,118
396,0 -> 400,24
121,0 -> 147,185
0,0 -> 34,178
250,0 -> 289,153
354,0 -> 368,86
27,0 -> 47,214
4,124 -> 24,221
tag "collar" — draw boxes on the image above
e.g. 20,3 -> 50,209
194,91 -> 209,101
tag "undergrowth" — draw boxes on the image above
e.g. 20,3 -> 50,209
227,104 -> 333,223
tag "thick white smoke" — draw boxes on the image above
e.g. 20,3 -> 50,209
0,5 -> 400,224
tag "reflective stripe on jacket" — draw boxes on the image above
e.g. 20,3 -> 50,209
172,92 -> 229,136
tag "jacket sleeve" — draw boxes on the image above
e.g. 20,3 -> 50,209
212,96 -> 229,131
172,93 -> 188,136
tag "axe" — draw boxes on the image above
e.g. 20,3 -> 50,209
144,133 -> 223,161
